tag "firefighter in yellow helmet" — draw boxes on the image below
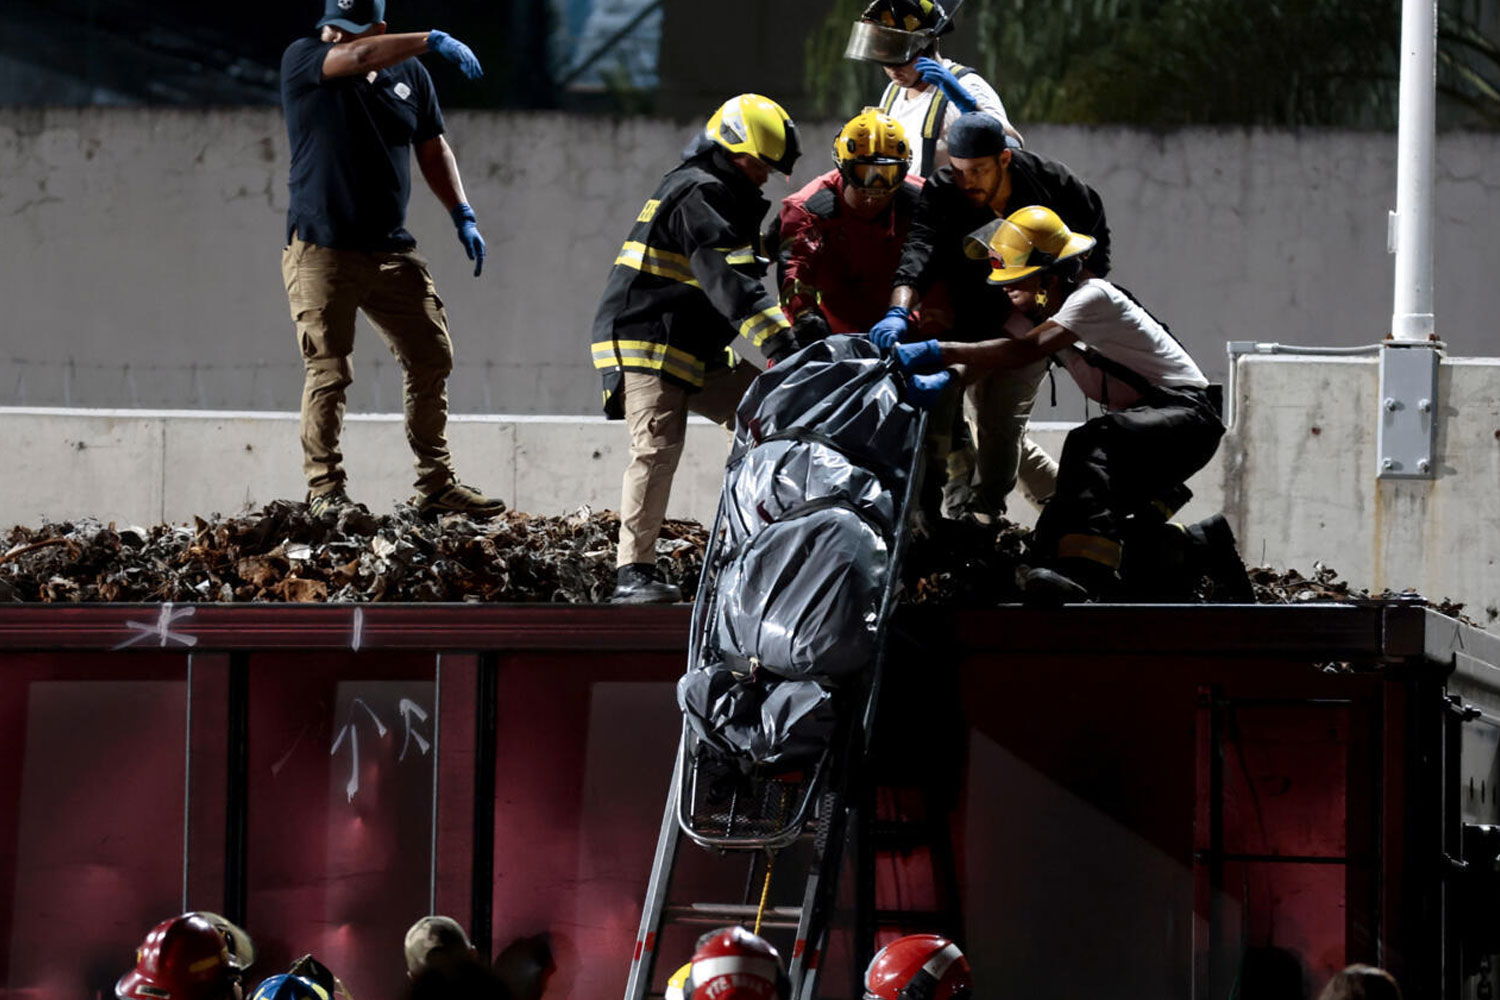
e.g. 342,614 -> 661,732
591,94 -> 802,603
891,205 -> 1230,602
770,108 -> 934,342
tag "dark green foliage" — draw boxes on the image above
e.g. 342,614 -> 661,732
806,0 -> 1499,127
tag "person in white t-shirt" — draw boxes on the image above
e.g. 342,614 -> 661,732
852,0 -> 1024,177
890,205 -> 1227,602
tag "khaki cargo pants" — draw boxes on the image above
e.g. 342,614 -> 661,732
923,359 -> 1058,517
617,364 -> 759,568
283,236 -> 456,497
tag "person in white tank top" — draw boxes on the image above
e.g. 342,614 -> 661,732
891,205 -> 1230,603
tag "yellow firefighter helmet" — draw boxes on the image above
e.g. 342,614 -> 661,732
832,108 -> 911,189
705,94 -> 802,175
965,205 -> 1096,284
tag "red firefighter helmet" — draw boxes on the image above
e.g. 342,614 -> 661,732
116,914 -> 235,1000
863,935 -> 972,1000
683,926 -> 789,1000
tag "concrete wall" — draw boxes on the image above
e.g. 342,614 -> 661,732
2,107 -> 1498,420
1222,353 -> 1500,624
0,407 -> 1134,530
6,350 -> 1496,622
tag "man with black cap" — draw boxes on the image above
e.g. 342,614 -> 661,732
281,0 -> 503,520
871,111 -> 1111,521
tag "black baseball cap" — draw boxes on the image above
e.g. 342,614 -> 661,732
318,0 -> 386,33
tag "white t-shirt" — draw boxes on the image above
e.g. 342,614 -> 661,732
883,59 -> 1014,176
1050,279 -> 1208,409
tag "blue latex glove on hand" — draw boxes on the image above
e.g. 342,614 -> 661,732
428,30 -> 484,80
894,339 -> 944,373
868,305 -> 911,350
906,370 -> 954,409
451,203 -> 486,277
914,57 -> 978,115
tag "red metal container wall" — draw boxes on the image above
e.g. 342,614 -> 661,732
243,653 -> 438,999
0,604 -> 1415,1000
490,651 -> 683,1000
0,654 -> 188,1000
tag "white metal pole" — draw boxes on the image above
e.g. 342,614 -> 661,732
1389,0 -> 1438,342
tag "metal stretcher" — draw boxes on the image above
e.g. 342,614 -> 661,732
624,337 -> 941,1000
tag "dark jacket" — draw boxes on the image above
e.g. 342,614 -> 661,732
590,145 -> 791,418
405,959 -> 512,1000
893,149 -> 1110,338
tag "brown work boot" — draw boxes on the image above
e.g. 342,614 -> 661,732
415,482 -> 506,519
308,486 -> 358,520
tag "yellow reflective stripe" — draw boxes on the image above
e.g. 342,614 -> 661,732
615,241 -> 700,287
879,81 -> 899,113
720,245 -> 759,266
738,305 -> 791,348
591,339 -> 706,385
1057,533 -> 1123,569
923,88 -> 946,139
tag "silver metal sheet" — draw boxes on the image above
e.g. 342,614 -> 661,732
1376,344 -> 1440,479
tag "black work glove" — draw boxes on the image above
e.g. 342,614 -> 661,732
762,330 -> 800,366
790,311 -> 831,346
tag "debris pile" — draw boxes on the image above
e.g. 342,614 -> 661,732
0,506 -> 1478,626
0,502 -> 705,604
1247,561 -> 1474,623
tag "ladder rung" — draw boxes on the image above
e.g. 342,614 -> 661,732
664,903 -> 804,930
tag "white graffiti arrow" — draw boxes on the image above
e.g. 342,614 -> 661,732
329,698 -> 388,802
397,698 -> 431,762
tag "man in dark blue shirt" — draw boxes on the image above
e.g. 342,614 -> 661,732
281,0 -> 502,519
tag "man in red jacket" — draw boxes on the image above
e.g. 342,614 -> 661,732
771,108 -> 943,343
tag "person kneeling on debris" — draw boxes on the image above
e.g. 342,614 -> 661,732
894,205 -> 1224,602
591,94 -> 802,604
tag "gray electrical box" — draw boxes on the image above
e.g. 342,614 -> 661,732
1376,344 -> 1440,479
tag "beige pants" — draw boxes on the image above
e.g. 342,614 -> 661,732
617,364 -> 759,568
926,361 -> 1058,517
282,237 -> 455,497
965,358 -> 1057,513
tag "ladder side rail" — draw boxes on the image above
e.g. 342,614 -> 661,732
625,734 -> 690,1000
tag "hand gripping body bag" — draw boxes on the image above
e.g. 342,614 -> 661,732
730,335 -> 919,491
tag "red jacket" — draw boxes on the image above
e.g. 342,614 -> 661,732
770,170 -> 944,335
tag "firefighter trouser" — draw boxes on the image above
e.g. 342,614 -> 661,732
617,364 -> 759,568
283,237 -> 457,498
1031,385 -> 1224,561
963,357 -> 1055,515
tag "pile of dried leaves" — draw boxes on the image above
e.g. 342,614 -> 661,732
0,504 -> 1478,626
0,502 -> 705,604
1247,560 -> 1475,623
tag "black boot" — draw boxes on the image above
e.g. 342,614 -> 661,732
1021,557 -> 1119,606
610,563 -> 683,605
1185,514 -> 1255,602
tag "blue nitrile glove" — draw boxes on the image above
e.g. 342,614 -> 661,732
894,339 -> 944,373
451,203 -> 486,277
906,370 -> 954,409
914,57 -> 978,115
428,30 -> 484,80
868,305 -> 911,350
